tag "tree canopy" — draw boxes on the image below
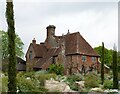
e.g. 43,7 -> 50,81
1,30 -> 24,59
94,46 -> 113,68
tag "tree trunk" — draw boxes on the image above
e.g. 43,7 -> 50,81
6,0 -> 17,93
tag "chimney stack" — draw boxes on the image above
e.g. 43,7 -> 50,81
32,38 -> 36,44
46,25 -> 56,39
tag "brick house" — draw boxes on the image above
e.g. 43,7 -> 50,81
26,25 -> 101,75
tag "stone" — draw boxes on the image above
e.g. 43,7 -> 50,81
75,81 -> 85,91
90,87 -> 103,92
45,79 -> 75,92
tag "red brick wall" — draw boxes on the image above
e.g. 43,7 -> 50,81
65,55 -> 98,75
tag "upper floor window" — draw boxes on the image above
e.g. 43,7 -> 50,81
29,51 -> 32,60
91,57 -> 96,62
82,56 -> 86,62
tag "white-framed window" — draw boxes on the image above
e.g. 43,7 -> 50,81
82,55 -> 86,62
29,51 -> 32,60
91,57 -> 96,62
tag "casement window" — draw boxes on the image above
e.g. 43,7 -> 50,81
29,51 -> 32,60
91,57 -> 96,62
82,55 -> 86,62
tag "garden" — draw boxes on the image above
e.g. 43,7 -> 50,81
1,70 -> 120,93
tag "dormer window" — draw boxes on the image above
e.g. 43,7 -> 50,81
29,51 -> 32,60
82,55 -> 86,62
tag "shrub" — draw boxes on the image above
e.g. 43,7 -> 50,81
104,80 -> 113,89
65,75 -> 82,91
37,73 -> 57,86
84,72 -> 99,88
74,73 -> 84,81
17,76 -> 48,92
35,70 -> 48,74
118,73 -> 120,81
1,76 -> 8,92
48,64 -> 64,75
67,75 -> 82,83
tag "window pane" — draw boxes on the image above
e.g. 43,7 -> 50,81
82,56 -> 86,62
91,57 -> 96,62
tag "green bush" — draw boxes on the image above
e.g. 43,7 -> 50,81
74,73 -> 84,81
104,80 -> 113,89
37,73 -> 57,86
16,72 -> 57,92
48,64 -> 64,75
17,76 -> 48,92
65,75 -> 82,91
84,72 -> 99,88
118,73 -> 120,81
1,76 -> 8,92
67,75 -> 82,83
35,70 -> 48,74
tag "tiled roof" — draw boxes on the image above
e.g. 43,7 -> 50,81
31,32 -> 99,69
32,43 -> 47,58
55,32 -> 99,56
34,48 -> 60,68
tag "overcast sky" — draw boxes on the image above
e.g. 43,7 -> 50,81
0,0 -> 119,59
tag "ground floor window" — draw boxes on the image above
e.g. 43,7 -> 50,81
91,57 -> 96,62
82,55 -> 86,62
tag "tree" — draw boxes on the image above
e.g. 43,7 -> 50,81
6,0 -> 17,93
1,30 -> 24,59
118,51 -> 120,72
112,44 -> 118,89
94,46 -> 113,68
101,42 -> 104,85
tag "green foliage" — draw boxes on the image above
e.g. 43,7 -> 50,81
1,30 -> 24,59
112,46 -> 118,89
6,1 -> 17,92
35,73 -> 57,86
104,80 -> 113,89
101,42 -> 104,85
74,73 -> 84,81
49,64 -> 64,75
67,75 -> 82,83
16,71 -> 57,92
1,76 -> 8,92
17,74 -> 48,92
84,72 -> 99,88
65,75 -> 82,91
1,72 -> 57,93
118,73 -> 120,81
118,52 -> 120,72
35,70 -> 48,74
94,46 -> 113,68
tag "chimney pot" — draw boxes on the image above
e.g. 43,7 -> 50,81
32,38 -> 36,44
46,25 -> 56,29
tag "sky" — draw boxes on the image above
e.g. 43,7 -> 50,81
0,0 -> 119,59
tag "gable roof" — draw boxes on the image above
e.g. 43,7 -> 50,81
25,43 -> 47,58
55,32 -> 99,56
26,32 -> 99,61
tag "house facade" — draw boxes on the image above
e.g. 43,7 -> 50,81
26,25 -> 100,75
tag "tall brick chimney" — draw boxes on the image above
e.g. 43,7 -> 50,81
46,25 -> 56,39
45,25 -> 57,49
